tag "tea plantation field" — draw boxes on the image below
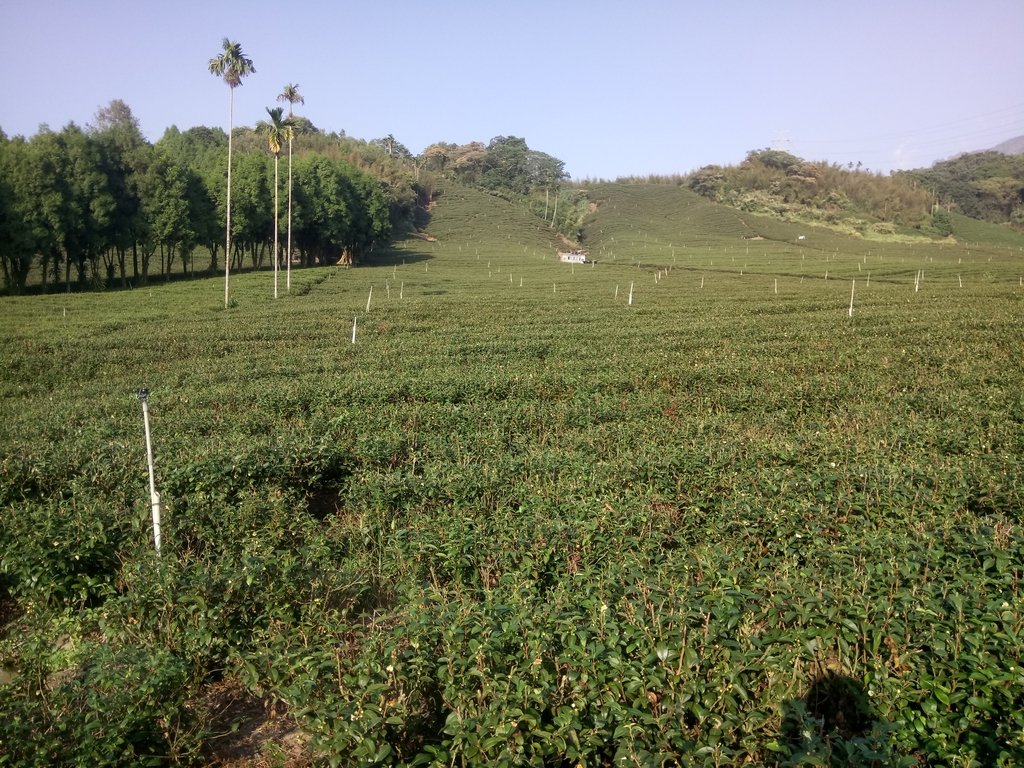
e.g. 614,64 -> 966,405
2,183 -> 1023,766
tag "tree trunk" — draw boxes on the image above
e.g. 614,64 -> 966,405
164,242 -> 175,280
102,247 -> 116,284
225,86 -> 234,307
40,251 -> 50,292
287,138 -> 294,293
273,155 -> 279,298
141,246 -> 153,284
89,254 -> 102,288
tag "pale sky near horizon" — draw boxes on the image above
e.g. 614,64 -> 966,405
2,0 -> 1022,180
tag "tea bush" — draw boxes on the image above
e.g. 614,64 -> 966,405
0,642 -> 205,766
2,182 -> 1024,764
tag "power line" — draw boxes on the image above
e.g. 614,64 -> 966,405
792,103 -> 1024,148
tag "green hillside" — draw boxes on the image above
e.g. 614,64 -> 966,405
2,181 -> 1024,766
685,147 -> 1024,242
581,181 -> 1024,283
583,183 -> 758,252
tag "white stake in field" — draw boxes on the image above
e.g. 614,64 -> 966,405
138,389 -> 161,554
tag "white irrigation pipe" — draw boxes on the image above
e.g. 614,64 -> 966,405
138,389 -> 161,554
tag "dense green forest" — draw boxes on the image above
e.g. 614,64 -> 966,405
0,103 -> 393,294
898,150 -> 1024,226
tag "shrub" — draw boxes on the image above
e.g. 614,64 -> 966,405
0,643 -> 206,766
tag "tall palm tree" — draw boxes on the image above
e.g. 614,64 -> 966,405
257,107 -> 292,299
208,38 -> 255,308
277,83 -> 303,292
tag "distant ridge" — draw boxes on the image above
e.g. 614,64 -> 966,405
988,134 -> 1024,155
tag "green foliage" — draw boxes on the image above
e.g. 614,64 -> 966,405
1,104 -> 420,294
479,136 -> 566,198
0,136 -> 36,292
2,100 -> 577,291
746,148 -> 803,172
0,642 -> 205,766
420,136 -> 567,206
289,155 -> 390,265
903,151 -> 1024,226
0,495 -> 129,609
2,181 -> 1024,764
931,209 -> 953,237
688,149 -> 935,234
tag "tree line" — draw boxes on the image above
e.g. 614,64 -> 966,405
0,119 -> 575,296
0,101 -> 397,295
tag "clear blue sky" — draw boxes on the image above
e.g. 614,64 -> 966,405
2,0 -> 1023,180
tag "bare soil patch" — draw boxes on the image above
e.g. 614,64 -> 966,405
203,678 -> 313,767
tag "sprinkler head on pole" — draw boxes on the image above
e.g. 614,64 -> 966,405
138,388 -> 149,403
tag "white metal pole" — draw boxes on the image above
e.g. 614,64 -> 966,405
138,389 -> 161,554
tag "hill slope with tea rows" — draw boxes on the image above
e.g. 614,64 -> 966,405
1,182 -> 1023,765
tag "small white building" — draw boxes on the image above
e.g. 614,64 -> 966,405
559,251 -> 588,264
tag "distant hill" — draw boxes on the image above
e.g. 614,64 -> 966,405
683,149 -> 938,240
989,134 -> 1024,155
575,182 -> 1024,261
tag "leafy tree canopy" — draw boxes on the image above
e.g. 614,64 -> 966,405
900,151 -> 1024,226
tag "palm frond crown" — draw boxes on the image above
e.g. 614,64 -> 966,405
208,38 -> 255,89
257,106 -> 293,158
277,83 -> 304,116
